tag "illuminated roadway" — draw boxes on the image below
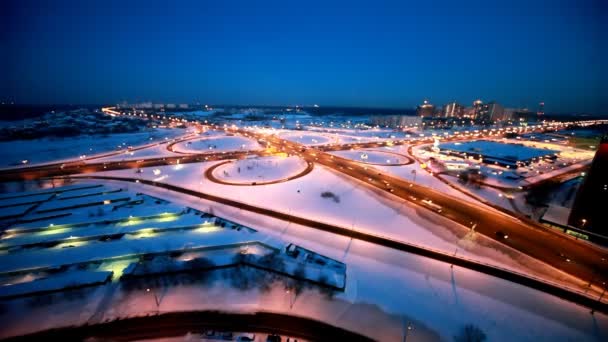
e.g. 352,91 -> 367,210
243,129 -> 608,288
1,115 -> 607,312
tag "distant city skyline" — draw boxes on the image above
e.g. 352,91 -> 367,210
2,0 -> 606,115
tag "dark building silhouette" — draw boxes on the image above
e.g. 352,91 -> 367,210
416,99 -> 435,117
568,134 -> 608,235
513,108 -> 538,123
472,99 -> 484,120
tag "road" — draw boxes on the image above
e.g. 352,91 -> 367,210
73,173 -> 608,313
249,130 -> 608,288
205,159 -> 315,186
3,311 -> 373,342
1,116 -> 607,307
0,150 -> 267,182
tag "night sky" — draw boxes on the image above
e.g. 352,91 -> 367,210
2,0 -> 606,114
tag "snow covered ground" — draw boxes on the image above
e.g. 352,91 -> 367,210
4,122 -> 608,340
91,158 -> 599,295
277,129 -> 405,146
171,135 -> 262,153
211,156 -> 309,184
89,142 -> 184,163
7,178 -> 602,341
0,128 -> 187,167
0,182 -> 352,337
278,131 -> 335,145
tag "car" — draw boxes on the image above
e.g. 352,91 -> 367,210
495,231 -> 509,239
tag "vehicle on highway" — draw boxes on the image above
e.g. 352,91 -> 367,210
421,199 -> 442,212
495,231 -> 509,239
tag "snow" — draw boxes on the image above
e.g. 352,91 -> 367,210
1,212 -> 204,249
211,156 -> 309,184
92,159 -> 593,292
0,182 -> 346,300
522,160 -> 590,185
2,181 -> 605,341
0,203 -> 34,219
541,205 -> 571,227
0,193 -> 53,207
171,135 -> 262,154
0,226 -> 253,274
439,140 -> 559,163
89,142 -> 183,163
0,129 -> 186,167
279,132 -> 334,145
0,184 -> 100,200
34,192 -> 132,213
0,270 -> 112,299
4,123 -> 608,340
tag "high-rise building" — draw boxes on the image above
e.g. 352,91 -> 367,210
442,102 -> 464,118
416,99 -> 436,117
568,135 -> 608,235
472,100 -> 484,120
485,101 -> 505,121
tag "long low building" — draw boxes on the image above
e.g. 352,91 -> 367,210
439,140 -> 559,168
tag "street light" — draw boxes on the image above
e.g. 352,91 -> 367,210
146,288 -> 160,310
403,320 -> 413,342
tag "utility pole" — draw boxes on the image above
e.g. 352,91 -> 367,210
403,320 -> 413,342
146,288 -> 160,311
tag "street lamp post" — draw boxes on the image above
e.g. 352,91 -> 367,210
285,288 -> 296,309
403,320 -> 413,342
147,288 -> 160,311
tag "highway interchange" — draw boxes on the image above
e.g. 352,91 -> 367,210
1,109 -> 607,314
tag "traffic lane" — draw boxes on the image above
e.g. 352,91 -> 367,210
316,154 -> 608,283
0,151 -> 263,181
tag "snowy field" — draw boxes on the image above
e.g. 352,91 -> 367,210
330,149 -> 410,165
171,134 -> 262,153
92,158 -> 599,294
39,178 -> 607,342
277,129 -> 405,146
279,132 -> 335,145
0,182 -> 351,338
0,128 -> 187,167
88,142 -> 185,163
211,156 -> 309,184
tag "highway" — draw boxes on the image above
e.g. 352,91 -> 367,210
1,114 -> 607,310
255,131 -> 608,288
72,173 -> 608,313
3,311 -> 372,342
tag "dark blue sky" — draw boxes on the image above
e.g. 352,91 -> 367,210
2,0 -> 606,114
